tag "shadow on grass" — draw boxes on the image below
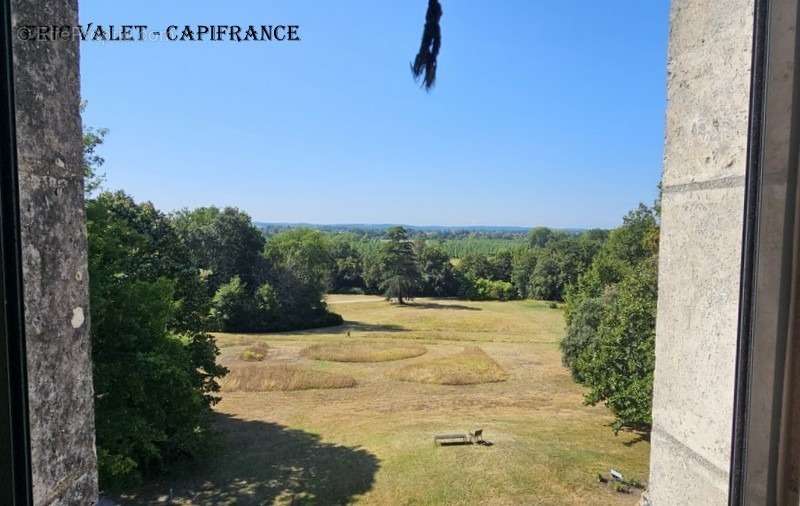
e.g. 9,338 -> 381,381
404,302 -> 481,311
344,321 -> 406,333
622,431 -> 651,447
118,413 -> 379,505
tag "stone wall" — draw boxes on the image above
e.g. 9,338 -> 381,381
648,0 -> 753,503
11,0 -> 99,504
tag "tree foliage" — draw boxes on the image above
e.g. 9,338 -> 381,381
173,207 -> 267,294
416,242 -> 458,296
81,101 -> 108,195
379,227 -> 421,304
561,203 -> 659,432
285,226 -> 608,303
329,235 -> 365,292
87,192 -> 227,488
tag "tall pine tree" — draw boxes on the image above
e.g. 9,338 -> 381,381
380,227 -> 421,304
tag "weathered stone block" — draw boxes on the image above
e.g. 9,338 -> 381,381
650,185 -> 744,504
649,0 -> 754,503
662,0 -> 753,187
12,0 -> 99,504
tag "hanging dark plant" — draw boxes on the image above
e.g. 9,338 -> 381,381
411,0 -> 442,91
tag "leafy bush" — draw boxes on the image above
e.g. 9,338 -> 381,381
209,276 -> 255,332
471,278 -> 516,301
239,343 -> 269,361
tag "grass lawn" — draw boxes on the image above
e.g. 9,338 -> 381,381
118,295 -> 649,505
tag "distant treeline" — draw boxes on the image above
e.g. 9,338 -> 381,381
267,226 -> 607,303
258,222 -> 582,240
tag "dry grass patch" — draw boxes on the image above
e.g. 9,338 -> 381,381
326,295 -> 565,343
221,364 -> 356,392
239,343 -> 269,362
124,297 -> 649,506
214,334 -> 256,348
389,346 -> 509,385
301,341 -> 427,362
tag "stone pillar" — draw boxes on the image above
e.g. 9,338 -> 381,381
11,0 -> 99,504
648,0 -> 753,504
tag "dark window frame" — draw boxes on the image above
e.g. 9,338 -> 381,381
729,0 -> 800,503
0,0 -> 33,504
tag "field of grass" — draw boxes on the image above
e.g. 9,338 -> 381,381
221,364 -> 357,392
389,346 -> 508,385
302,341 -> 428,362
119,295 -> 649,505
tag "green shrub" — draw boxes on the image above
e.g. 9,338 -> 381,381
471,278 -> 516,301
239,343 -> 269,362
209,276 -> 255,332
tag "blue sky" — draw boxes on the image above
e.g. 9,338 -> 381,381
79,1 -> 669,229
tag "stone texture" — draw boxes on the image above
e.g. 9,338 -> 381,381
648,0 -> 753,503
649,186 -> 745,504
11,0 -> 99,504
662,0 -> 753,187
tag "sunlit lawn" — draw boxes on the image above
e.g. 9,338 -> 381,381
119,295 -> 649,505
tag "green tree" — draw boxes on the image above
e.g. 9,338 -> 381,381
81,102 -> 108,195
528,255 -> 561,300
416,242 -> 458,296
560,296 -> 604,381
458,253 -> 493,280
488,250 -> 514,281
262,230 -> 343,330
87,192 -> 227,488
172,207 -> 267,294
580,259 -> 657,431
90,192 -> 212,331
209,276 -> 255,331
265,229 -> 334,293
362,248 -> 386,294
380,227 -> 421,304
329,235 -> 365,292
511,247 -> 538,298
561,202 -> 659,432
528,227 -> 557,248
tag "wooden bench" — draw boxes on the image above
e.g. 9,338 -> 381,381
434,433 -> 470,445
434,429 -> 484,446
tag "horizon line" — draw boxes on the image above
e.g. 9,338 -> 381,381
254,221 -> 592,231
